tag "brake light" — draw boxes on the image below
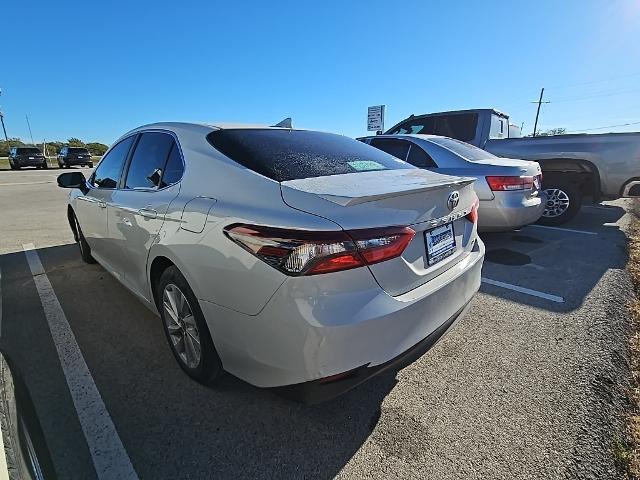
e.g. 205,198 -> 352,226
224,224 -> 415,276
486,176 -> 534,191
466,198 -> 479,224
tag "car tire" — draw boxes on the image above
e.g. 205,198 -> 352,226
156,266 -> 223,385
73,214 -> 96,264
88,162 -> 94,168
538,180 -> 582,226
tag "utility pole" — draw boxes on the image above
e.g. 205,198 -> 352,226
532,88 -> 550,137
0,88 -> 7,141
25,115 -> 35,145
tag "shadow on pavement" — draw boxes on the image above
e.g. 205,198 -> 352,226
2,243 -> 396,479
479,203 -> 629,312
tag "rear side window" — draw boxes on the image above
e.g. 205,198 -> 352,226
125,132 -> 175,189
407,144 -> 438,168
388,113 -> 478,142
93,136 -> 135,188
369,138 -> 410,161
159,143 -> 184,188
207,129 -> 413,182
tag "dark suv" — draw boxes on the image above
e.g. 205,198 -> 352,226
57,147 -> 93,168
8,146 -> 48,169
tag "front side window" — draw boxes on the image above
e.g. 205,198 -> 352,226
92,136 -> 135,188
124,132 -> 175,189
207,129 -> 412,182
369,138 -> 410,161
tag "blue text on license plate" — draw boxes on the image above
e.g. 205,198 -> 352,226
425,223 -> 456,266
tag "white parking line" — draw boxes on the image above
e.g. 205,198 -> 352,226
0,267 -> 2,338
526,224 -> 598,236
22,243 -> 138,480
481,277 -> 565,303
0,181 -> 54,187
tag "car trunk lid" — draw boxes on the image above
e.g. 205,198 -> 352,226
281,169 -> 478,296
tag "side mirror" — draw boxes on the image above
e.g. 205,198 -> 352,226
57,172 -> 87,191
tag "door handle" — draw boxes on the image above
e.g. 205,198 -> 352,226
138,208 -> 158,219
98,201 -> 107,209
122,217 -> 132,226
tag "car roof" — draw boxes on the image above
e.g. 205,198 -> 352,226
359,133 -> 446,141
131,121 -> 301,132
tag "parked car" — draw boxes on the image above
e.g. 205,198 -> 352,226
385,109 -> 640,225
57,122 -> 484,403
0,349 -> 57,479
358,134 -> 544,232
8,146 -> 47,170
57,146 -> 93,168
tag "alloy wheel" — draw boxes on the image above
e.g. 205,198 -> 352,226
542,188 -> 570,218
162,284 -> 201,369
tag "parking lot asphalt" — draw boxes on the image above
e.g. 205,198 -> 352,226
0,167 -> 635,479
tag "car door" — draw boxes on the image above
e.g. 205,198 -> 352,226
108,131 -> 183,300
74,135 -> 135,274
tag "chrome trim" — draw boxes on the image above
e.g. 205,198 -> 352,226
421,205 -> 474,229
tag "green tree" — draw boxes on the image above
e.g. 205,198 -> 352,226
66,137 -> 86,147
527,128 -> 567,137
86,142 -> 109,156
0,138 -> 25,157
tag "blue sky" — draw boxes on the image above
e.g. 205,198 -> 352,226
3,0 -> 640,144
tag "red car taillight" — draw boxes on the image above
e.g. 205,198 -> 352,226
224,224 -> 415,276
466,198 -> 479,224
486,176 -> 535,191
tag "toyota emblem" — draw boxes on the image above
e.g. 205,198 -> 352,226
447,191 -> 460,210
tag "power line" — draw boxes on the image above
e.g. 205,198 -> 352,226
546,72 -> 640,91
567,120 -> 640,133
552,87 -> 640,103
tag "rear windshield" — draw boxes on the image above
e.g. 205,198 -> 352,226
207,129 -> 413,182
387,113 -> 478,142
68,147 -> 89,154
428,137 -> 496,161
17,147 -> 41,154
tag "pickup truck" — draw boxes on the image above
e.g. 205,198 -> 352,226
385,109 -> 640,225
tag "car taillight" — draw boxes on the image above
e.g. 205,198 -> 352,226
466,198 -> 479,224
486,176 -> 535,191
224,224 -> 415,276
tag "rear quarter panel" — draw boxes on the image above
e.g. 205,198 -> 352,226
485,133 -> 640,197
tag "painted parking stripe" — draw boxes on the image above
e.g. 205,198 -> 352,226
526,224 -> 598,236
0,267 -> 2,338
22,243 -> 139,480
481,277 -> 565,303
0,266 -> 7,480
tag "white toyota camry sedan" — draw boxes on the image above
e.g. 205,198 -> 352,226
57,122 -> 485,403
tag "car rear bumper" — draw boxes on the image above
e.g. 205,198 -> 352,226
478,191 -> 545,232
13,157 -> 46,166
61,158 -> 92,165
199,237 -> 484,397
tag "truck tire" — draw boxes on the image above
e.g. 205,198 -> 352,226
539,180 -> 582,226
